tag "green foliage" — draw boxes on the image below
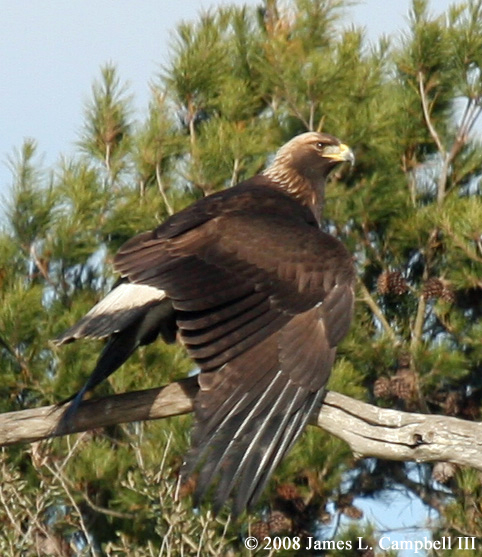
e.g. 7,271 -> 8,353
6,140 -> 55,247
79,64 -> 133,182
1,0 -> 482,553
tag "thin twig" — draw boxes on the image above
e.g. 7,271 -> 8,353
410,292 -> 427,355
230,157 -> 241,188
0,476 -> 24,538
441,222 -> 482,264
456,97 -> 473,143
308,100 -> 315,132
29,243 -> 55,287
418,72 -> 445,156
358,279 -> 397,341
410,228 -> 438,356
82,489 -> 136,520
156,162 -> 174,216
418,71 -> 450,204
44,458 -> 95,557
402,155 -> 417,207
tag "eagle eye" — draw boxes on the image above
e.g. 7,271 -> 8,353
315,141 -> 325,150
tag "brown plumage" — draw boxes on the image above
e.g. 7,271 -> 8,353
55,132 -> 356,515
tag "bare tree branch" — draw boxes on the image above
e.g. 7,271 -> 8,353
316,392 -> 482,470
418,71 -> 450,205
418,71 -> 445,157
0,378 -> 197,446
358,279 -> 397,342
1,379 -> 481,473
156,161 -> 174,216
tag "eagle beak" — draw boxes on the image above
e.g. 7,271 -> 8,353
324,143 -> 355,166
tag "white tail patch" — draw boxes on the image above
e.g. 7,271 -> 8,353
54,283 -> 168,344
84,283 -> 166,317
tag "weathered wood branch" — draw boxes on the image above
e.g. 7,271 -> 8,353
0,378 -> 198,446
1,378 -> 481,471
316,393 -> 482,470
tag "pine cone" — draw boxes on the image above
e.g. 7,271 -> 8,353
342,504 -> 363,519
292,497 -> 307,513
441,283 -> 456,303
422,277 -> 444,299
373,376 -> 392,398
390,271 -> 408,295
461,396 -> 480,420
444,391 -> 461,416
268,510 -> 292,533
277,483 -> 300,500
432,462 -> 456,483
391,368 -> 417,401
377,271 -> 408,295
319,510 -> 332,524
338,493 -> 352,505
423,277 -> 455,302
376,271 -> 391,294
251,521 -> 270,540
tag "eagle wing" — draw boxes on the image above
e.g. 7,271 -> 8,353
114,185 -> 354,514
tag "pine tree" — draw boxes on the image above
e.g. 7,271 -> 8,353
1,0 -> 482,554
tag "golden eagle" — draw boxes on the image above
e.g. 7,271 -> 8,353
56,132 -> 355,516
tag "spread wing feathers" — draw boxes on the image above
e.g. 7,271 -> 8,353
183,308 -> 335,515
54,282 -> 169,344
114,211 -> 353,372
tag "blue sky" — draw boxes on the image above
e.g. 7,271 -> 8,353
0,0 -> 452,213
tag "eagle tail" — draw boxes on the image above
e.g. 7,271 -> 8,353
55,293 -> 176,433
56,329 -> 140,432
